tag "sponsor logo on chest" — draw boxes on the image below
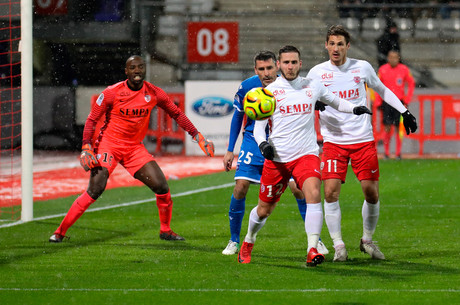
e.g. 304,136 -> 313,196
331,89 -> 360,100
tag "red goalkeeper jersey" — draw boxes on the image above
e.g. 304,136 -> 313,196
82,80 -> 198,146
375,63 -> 415,106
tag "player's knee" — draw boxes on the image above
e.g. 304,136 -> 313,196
365,193 -> 379,204
233,181 -> 250,199
233,187 -> 248,199
324,189 -> 339,203
153,183 -> 169,195
362,184 -> 379,203
87,185 -> 105,200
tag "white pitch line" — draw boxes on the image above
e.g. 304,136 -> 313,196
0,288 -> 458,293
0,182 -> 234,229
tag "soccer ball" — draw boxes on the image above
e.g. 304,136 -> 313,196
243,87 -> 276,120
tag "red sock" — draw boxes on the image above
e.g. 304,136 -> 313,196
383,130 -> 392,156
55,191 -> 96,236
395,133 -> 402,156
156,191 -> 173,232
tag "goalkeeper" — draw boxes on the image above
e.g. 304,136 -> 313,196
49,55 -> 214,243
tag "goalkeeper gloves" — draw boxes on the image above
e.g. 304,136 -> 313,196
193,132 -> 215,157
401,110 -> 417,135
80,144 -> 99,171
259,141 -> 274,161
315,101 -> 327,112
353,106 -> 372,115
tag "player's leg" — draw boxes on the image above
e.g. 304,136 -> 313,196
225,135 -> 264,254
292,155 -> 324,266
288,179 -> 329,255
134,160 -> 184,241
238,199 -> 275,264
288,179 -> 306,221
321,142 -> 349,261
351,142 -> 385,259
394,116 -> 402,159
222,179 -> 250,255
382,102 -> 394,159
50,144 -> 117,243
124,144 -> 184,241
383,124 -> 392,158
359,179 -> 384,259
238,160 -> 289,264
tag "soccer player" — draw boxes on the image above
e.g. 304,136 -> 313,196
237,45 -> 372,266
49,55 -> 214,243
375,50 -> 415,159
222,51 -> 328,255
307,25 -> 417,261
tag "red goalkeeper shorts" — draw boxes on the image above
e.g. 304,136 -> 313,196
95,141 -> 155,176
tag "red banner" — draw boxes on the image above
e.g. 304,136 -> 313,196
187,22 -> 239,63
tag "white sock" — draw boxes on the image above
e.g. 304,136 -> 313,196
362,200 -> 380,242
244,206 -> 267,244
324,200 -> 344,248
305,203 -> 323,251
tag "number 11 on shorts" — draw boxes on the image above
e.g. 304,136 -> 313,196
326,159 -> 337,172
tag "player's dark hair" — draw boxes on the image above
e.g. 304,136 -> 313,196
327,25 -> 351,44
254,51 -> 276,66
278,45 -> 301,60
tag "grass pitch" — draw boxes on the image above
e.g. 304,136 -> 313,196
0,159 -> 459,304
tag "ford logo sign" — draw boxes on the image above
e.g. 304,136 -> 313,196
192,97 -> 233,117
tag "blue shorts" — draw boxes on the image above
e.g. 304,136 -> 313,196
234,132 -> 265,184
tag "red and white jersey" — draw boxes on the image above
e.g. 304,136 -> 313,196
254,76 -> 346,163
308,58 -> 404,145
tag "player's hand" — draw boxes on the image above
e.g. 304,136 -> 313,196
353,106 -> 372,115
223,151 -> 234,172
259,141 -> 274,161
402,110 -> 417,135
315,101 -> 327,112
193,132 -> 215,157
80,144 -> 99,172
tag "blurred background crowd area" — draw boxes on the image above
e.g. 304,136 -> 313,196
0,0 -> 457,88
0,0 -> 459,153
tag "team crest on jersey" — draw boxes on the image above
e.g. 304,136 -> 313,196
96,93 -> 104,106
145,95 -> 151,103
354,76 -> 361,84
305,89 -> 312,98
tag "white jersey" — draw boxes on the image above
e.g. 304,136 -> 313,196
308,58 -> 405,145
254,76 -> 354,163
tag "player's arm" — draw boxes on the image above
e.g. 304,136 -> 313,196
224,108 -> 244,171
157,89 -> 215,157
80,92 -> 111,171
254,119 -> 274,160
316,80 -> 372,115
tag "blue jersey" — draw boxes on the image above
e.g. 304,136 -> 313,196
227,75 -> 267,180
233,75 -> 262,134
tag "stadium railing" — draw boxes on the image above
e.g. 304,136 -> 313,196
371,92 -> 460,155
